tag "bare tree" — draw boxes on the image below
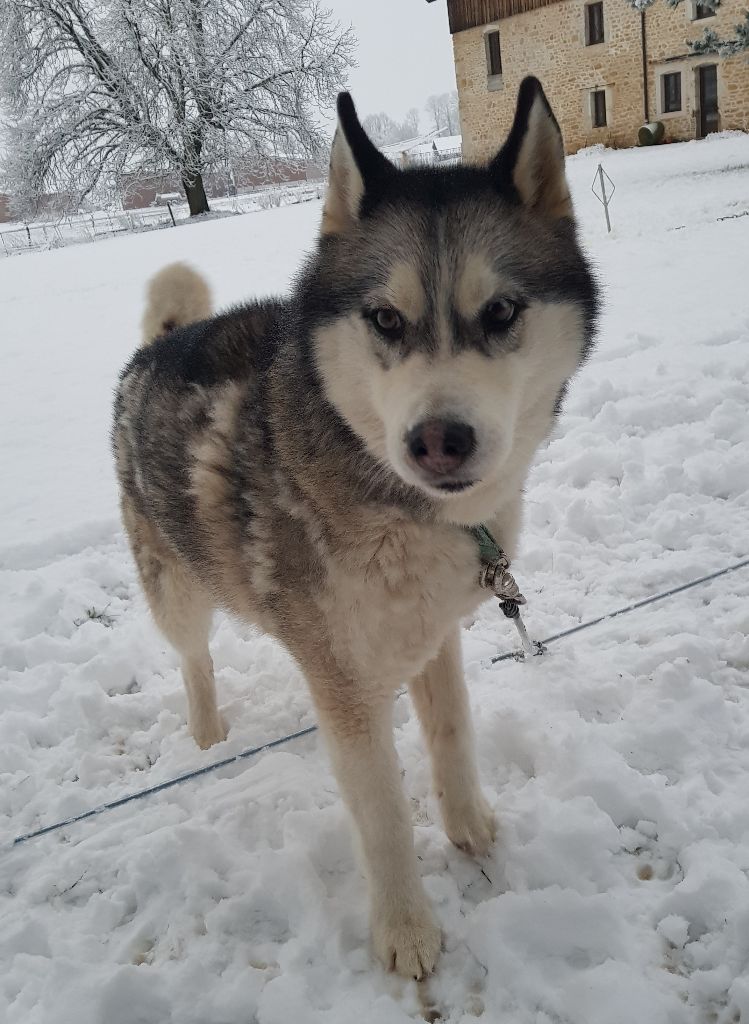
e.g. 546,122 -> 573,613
402,107 -> 420,139
361,111 -> 401,146
424,91 -> 459,136
0,0 -> 355,215
362,107 -> 422,148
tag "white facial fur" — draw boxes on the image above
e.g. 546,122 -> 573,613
314,255 -> 585,525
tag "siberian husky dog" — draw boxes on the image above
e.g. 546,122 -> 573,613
113,77 -> 597,979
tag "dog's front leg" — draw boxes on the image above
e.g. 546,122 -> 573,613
311,676 -> 441,979
409,627 -> 496,857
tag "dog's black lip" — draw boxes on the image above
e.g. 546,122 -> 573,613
436,480 -> 476,493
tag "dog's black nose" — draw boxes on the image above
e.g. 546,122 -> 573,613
406,419 -> 476,476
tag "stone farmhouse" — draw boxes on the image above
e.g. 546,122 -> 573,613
428,0 -> 749,156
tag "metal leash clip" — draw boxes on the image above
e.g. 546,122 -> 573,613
477,550 -> 546,660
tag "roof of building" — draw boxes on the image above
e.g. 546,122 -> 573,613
380,128 -> 447,155
438,0 -> 562,34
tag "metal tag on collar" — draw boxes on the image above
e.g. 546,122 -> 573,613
479,557 -> 526,605
470,524 -> 546,659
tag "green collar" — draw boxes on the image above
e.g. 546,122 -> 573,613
468,523 -> 505,566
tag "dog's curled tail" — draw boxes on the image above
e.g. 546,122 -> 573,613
140,262 -> 212,347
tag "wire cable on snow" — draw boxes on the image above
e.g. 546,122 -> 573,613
8,556 -> 749,850
490,556 -> 749,663
10,725 -> 318,848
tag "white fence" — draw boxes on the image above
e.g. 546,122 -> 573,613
407,146 -> 462,169
0,180 -> 324,258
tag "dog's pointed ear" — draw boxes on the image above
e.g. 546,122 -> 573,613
490,77 -> 573,220
321,92 -> 395,235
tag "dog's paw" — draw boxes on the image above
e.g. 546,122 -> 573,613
191,712 -> 228,750
442,791 -> 496,858
372,906 -> 441,980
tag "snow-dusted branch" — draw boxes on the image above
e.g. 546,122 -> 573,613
623,0 -> 749,55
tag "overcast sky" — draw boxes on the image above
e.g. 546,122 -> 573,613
326,0 -> 457,123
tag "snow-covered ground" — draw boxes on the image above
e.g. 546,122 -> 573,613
2,133 -> 749,1023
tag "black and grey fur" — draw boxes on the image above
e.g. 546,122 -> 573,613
113,78 -> 597,979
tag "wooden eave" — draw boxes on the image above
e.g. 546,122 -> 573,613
446,0 -> 562,33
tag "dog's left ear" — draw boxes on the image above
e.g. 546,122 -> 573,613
490,77 -> 573,220
321,92 -> 395,235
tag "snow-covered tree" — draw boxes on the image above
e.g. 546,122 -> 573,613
361,112 -> 401,146
684,0 -> 749,56
689,17 -> 749,56
401,108 -> 420,139
0,0 -> 355,215
425,92 -> 459,136
626,0 -> 749,56
362,108 -> 421,147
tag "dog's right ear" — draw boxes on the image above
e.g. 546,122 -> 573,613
321,92 -> 395,235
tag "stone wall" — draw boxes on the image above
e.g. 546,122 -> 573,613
452,0 -> 749,159
646,1 -> 749,138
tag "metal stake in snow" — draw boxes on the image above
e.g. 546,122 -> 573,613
591,163 -> 615,234
473,525 -> 546,660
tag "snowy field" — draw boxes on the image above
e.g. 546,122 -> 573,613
2,133 -> 749,1023
0,180 -> 323,258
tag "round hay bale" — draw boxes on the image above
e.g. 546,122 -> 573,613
638,122 -> 665,146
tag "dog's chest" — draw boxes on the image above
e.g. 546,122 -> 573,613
320,521 -> 484,686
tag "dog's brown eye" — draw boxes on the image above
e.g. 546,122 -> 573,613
483,298 -> 518,332
370,306 -> 405,341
